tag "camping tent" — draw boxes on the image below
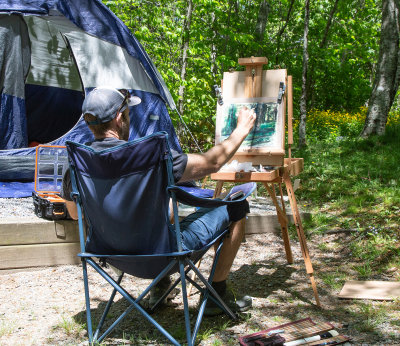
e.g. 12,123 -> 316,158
0,0 -> 181,182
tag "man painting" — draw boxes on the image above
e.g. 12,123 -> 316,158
62,87 -> 256,316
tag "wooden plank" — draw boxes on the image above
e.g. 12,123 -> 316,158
229,153 -> 284,167
245,214 -> 280,234
234,148 -> 285,155
339,280 -> 400,300
211,170 -> 279,182
284,158 -> 304,176
0,219 -> 79,246
0,242 -> 80,270
238,57 -> 268,65
222,69 -> 287,99
287,75 -> 293,145
244,64 -> 263,98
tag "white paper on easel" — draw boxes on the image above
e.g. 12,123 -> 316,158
215,97 -> 283,151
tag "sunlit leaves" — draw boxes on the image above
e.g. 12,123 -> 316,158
102,0 -> 383,150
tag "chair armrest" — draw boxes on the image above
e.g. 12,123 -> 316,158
167,182 -> 256,209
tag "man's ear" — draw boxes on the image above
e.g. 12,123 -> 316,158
115,112 -> 124,125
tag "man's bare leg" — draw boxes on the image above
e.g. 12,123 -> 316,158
212,218 -> 245,282
204,217 -> 252,315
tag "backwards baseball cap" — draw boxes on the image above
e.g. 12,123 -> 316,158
82,87 -> 141,125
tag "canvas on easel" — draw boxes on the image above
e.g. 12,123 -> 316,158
216,63 -> 287,166
216,96 -> 284,154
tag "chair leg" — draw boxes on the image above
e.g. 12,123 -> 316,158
190,237 -> 237,344
86,258 -> 180,345
94,273 -> 124,341
81,259 -> 93,343
179,259 -> 193,346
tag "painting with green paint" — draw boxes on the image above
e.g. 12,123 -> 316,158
216,97 -> 283,151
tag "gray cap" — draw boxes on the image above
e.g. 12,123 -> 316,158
82,87 -> 141,125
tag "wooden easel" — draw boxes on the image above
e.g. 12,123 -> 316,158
210,57 -> 321,306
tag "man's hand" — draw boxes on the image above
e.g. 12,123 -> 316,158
235,106 -> 256,137
179,106 -> 257,182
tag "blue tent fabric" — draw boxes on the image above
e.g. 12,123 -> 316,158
0,181 -> 34,198
25,85 -> 84,144
0,93 -> 28,149
0,0 -> 180,185
0,13 -> 30,149
0,0 -> 174,108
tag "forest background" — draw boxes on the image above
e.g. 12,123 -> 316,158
104,0 -> 399,149
101,0 -> 400,306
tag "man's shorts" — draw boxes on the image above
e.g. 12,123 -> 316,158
179,200 -> 249,251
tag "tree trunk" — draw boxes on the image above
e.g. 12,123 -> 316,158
320,0 -> 340,49
210,12 -> 218,81
308,0 -> 340,108
275,0 -> 295,65
254,0 -> 270,55
299,0 -> 310,148
178,0 -> 193,116
361,0 -> 400,137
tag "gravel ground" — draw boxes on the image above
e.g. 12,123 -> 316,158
1,229 -> 400,344
0,196 -> 281,219
0,197 -> 36,218
1,197 -> 399,345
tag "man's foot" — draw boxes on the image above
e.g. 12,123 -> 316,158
148,276 -> 180,306
202,288 -> 252,317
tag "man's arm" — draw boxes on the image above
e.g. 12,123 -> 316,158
179,107 -> 256,182
65,200 -> 78,220
61,169 -> 78,220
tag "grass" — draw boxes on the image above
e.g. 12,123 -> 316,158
0,320 -> 15,338
294,123 -> 400,273
55,315 -> 86,338
273,121 -> 400,339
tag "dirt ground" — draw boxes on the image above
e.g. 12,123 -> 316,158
1,229 -> 399,345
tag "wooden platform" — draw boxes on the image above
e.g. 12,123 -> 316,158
0,209 -> 310,271
0,218 -> 80,271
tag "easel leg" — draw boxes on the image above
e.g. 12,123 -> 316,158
263,182 -> 293,264
213,181 -> 224,198
283,173 -> 321,306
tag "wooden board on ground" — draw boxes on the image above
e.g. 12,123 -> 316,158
0,219 -> 79,245
339,280 -> 400,300
239,317 -> 347,345
0,242 -> 80,270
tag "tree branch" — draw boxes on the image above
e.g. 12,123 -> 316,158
320,0 -> 340,48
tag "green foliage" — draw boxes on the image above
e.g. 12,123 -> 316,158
293,107 -> 367,143
102,0 -> 383,152
295,113 -> 400,277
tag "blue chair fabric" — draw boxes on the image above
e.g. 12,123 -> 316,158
66,132 -> 256,345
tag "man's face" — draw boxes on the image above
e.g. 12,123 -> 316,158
118,108 -> 130,141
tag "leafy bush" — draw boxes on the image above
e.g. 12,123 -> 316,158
292,107 -> 400,144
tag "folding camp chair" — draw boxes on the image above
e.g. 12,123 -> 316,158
66,132 -> 256,345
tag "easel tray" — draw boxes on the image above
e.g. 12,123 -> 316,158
210,158 -> 303,182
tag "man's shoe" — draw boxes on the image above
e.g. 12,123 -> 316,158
202,288 -> 252,317
148,277 -> 180,306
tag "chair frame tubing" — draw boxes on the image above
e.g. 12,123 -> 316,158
80,242 -> 235,345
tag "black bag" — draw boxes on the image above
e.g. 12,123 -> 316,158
32,191 -> 70,220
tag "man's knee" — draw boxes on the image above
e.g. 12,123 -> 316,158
227,199 -> 250,222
